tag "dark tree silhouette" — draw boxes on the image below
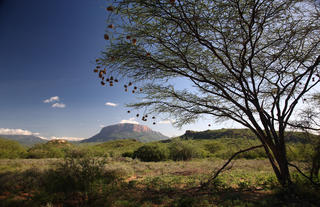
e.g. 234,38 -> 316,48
96,0 -> 320,187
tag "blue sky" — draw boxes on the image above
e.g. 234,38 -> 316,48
0,0 -> 239,140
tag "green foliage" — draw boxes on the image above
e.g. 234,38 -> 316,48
26,140 -> 74,158
90,139 -> 143,158
0,138 -> 27,158
133,144 -> 169,162
41,155 -> 124,205
168,139 -> 202,161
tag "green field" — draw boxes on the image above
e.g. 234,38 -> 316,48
0,137 -> 319,206
0,158 -> 315,207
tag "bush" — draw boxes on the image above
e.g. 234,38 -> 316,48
27,141 -> 74,158
169,140 -> 200,161
204,142 -> 223,154
133,144 -> 168,162
122,151 -> 134,158
42,155 -> 122,205
0,138 -> 26,158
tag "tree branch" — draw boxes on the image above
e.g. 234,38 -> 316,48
288,162 -> 320,188
204,144 -> 264,187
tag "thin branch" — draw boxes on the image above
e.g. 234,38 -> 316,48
204,144 -> 264,187
288,162 -> 320,188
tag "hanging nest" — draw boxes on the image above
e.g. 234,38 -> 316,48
132,39 -> 137,45
106,6 -> 114,11
94,69 -> 98,73
136,114 -> 139,117
146,53 -> 151,57
101,81 -> 105,86
108,24 -> 114,29
104,34 -> 109,40
126,35 -> 131,40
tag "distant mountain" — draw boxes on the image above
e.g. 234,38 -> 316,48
0,135 -> 46,146
82,123 -> 169,143
179,128 -> 313,143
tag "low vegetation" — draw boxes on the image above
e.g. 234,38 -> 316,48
0,157 -> 319,206
0,133 -> 319,206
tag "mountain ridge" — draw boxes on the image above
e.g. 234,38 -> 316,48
0,135 -> 46,146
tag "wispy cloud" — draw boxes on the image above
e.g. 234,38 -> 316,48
43,96 -> 66,108
158,119 -> 176,124
105,102 -> 118,107
52,103 -> 66,108
0,128 -> 39,136
120,118 -> 139,124
43,96 -> 59,103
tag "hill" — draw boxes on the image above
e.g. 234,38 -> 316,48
82,123 -> 168,143
0,134 -> 46,146
179,128 -> 314,143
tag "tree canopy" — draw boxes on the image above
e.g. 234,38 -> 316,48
96,0 -> 320,186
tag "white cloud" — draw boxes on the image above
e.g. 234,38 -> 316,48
158,119 -> 176,124
50,136 -> 86,141
105,102 -> 118,107
120,118 -> 139,124
0,128 -> 39,136
43,96 -> 60,103
52,103 -> 66,108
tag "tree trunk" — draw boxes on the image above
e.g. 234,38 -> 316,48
272,145 -> 292,187
262,137 -> 292,187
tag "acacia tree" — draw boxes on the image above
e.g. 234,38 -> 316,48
289,94 -> 320,183
96,0 -> 320,187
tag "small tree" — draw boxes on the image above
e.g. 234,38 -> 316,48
289,94 -> 320,184
96,0 -> 320,187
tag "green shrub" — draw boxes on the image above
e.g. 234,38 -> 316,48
42,155 -> 122,205
122,151 -> 134,158
204,142 -> 223,154
0,138 -> 27,158
27,141 -> 74,158
133,144 -> 168,162
169,140 -> 201,161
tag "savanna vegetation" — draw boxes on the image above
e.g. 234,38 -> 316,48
0,133 -> 319,206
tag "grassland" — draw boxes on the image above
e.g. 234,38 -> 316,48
0,157 -> 319,207
0,137 -> 319,206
